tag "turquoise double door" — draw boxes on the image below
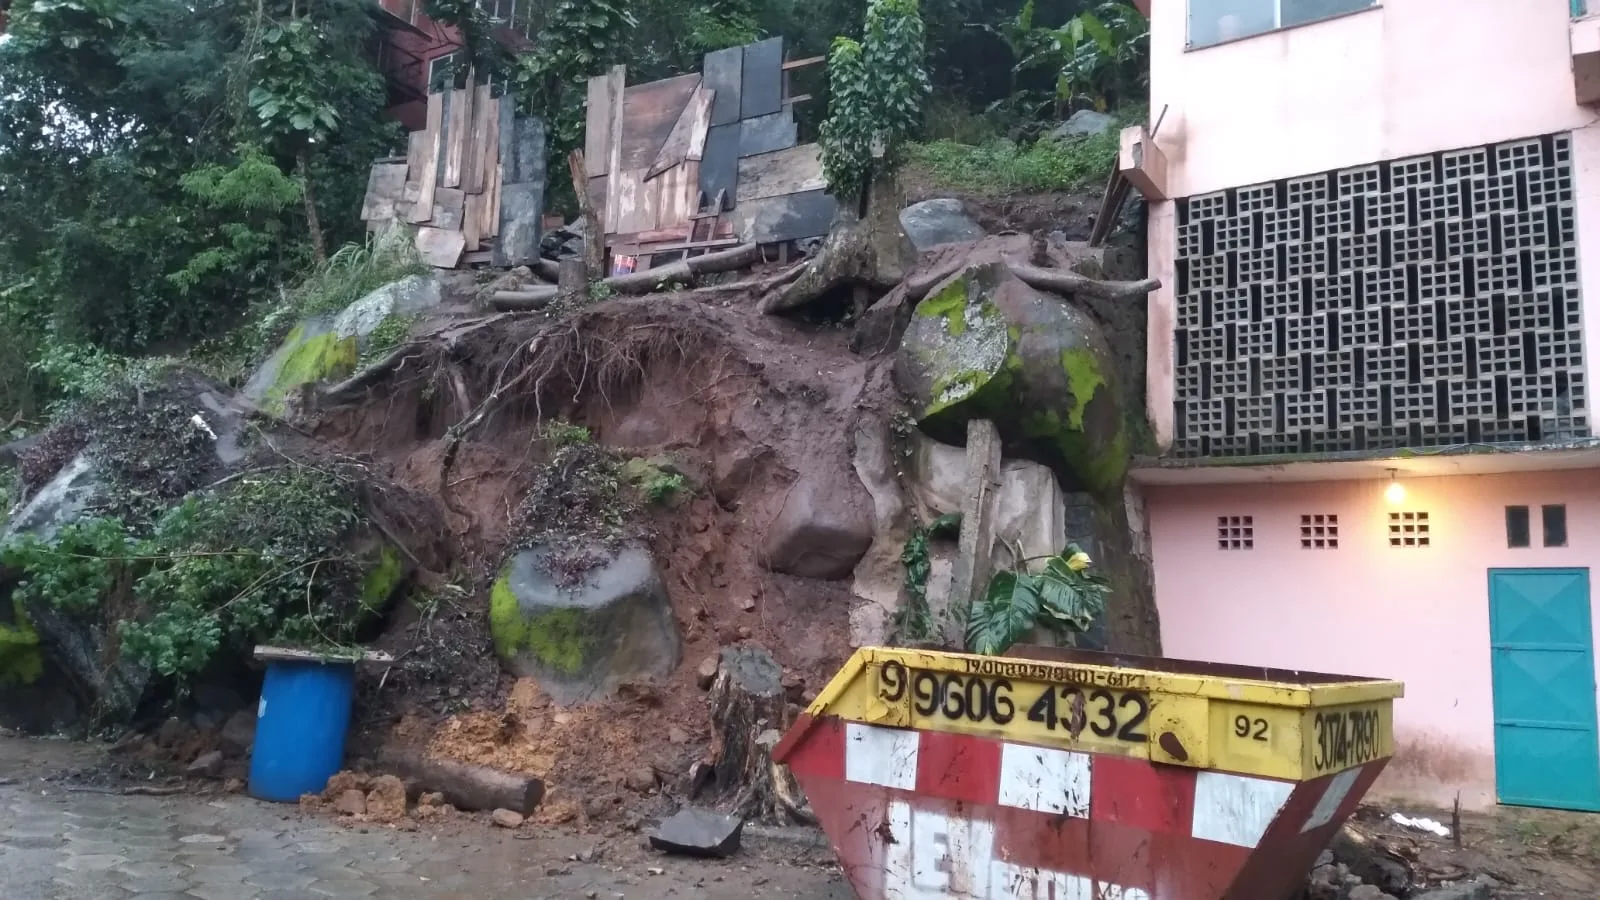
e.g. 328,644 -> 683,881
1489,568 -> 1600,812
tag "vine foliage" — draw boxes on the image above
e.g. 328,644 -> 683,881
818,0 -> 930,205
893,512 -> 960,642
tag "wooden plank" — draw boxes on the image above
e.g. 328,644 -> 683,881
652,160 -> 699,232
731,188 -> 837,243
781,55 -> 826,70
500,98 -> 545,185
406,129 -> 426,177
587,176 -> 608,233
255,645 -> 394,664
740,37 -> 783,119
646,85 -> 713,181
735,144 -> 826,203
618,73 -> 701,171
603,64 -> 627,231
463,193 -> 485,251
495,183 -> 543,266
698,123 -> 739,214
612,168 -> 650,235
738,110 -> 797,157
482,97 -> 501,237
408,92 -> 444,223
415,226 -> 466,268
464,83 -> 494,193
361,162 -> 409,222
432,187 -> 465,230
703,45 -> 743,127
442,87 -> 472,188
585,68 -> 623,174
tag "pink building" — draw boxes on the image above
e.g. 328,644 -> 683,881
1125,0 -> 1600,812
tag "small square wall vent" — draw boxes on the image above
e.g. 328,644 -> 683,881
1300,514 -> 1339,549
1218,516 -> 1254,550
1388,511 -> 1431,547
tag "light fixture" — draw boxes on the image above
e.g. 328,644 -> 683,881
1384,468 -> 1406,505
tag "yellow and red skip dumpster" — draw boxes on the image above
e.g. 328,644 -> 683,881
773,646 -> 1403,900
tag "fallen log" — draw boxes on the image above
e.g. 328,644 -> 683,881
379,749 -> 545,816
1008,262 -> 1161,300
493,243 -> 761,311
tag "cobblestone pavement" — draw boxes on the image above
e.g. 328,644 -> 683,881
0,739 -> 851,900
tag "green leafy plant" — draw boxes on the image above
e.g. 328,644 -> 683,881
965,543 -> 1109,656
541,419 -> 593,446
819,0 -> 931,206
894,512 -> 961,642
361,313 -> 418,366
642,471 -> 686,505
907,127 -> 1121,195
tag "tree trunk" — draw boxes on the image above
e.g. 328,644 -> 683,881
568,150 -> 606,279
705,646 -> 813,825
760,171 -> 917,315
379,749 -> 545,816
298,147 -> 327,267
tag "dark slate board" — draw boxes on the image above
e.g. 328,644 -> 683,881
738,111 -> 797,158
500,105 -> 546,186
495,114 -> 547,268
703,46 -> 743,128
739,37 -> 783,120
698,123 -> 740,213
737,189 -> 837,243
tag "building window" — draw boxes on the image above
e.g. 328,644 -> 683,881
1188,0 -> 1376,48
1388,512 -> 1430,548
1505,506 -> 1531,548
1218,516 -> 1254,549
1300,514 -> 1338,549
1543,505 -> 1569,547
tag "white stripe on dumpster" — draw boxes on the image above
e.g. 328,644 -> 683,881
997,743 -> 1091,817
1190,771 -> 1294,848
885,801 -> 1151,900
845,722 -> 920,790
1301,766 -> 1361,833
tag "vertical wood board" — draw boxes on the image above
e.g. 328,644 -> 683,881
432,187 -> 465,230
416,226 -> 466,268
405,130 -> 426,177
361,162 -> 410,221
464,86 -> 494,193
740,37 -> 784,120
442,87 -> 472,188
482,99 -> 501,237
463,193 -> 485,251
703,45 -> 743,127
408,93 -> 444,224
585,69 -> 623,174
603,64 -> 627,232
646,86 -> 714,180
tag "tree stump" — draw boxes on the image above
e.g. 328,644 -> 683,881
707,645 -> 813,824
557,256 -> 587,306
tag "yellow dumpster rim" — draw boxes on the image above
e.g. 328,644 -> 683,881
804,646 -> 1405,719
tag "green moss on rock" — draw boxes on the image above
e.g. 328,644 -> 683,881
489,570 -> 593,676
916,278 -> 971,336
263,325 -> 358,415
0,600 -> 43,687
359,544 -> 404,616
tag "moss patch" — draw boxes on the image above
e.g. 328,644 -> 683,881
263,325 -> 358,415
0,601 -> 43,687
358,544 -> 404,616
916,277 -> 970,336
1060,348 -> 1107,431
489,570 -> 594,676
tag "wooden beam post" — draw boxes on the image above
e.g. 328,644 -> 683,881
948,419 -> 1003,632
569,149 -> 606,279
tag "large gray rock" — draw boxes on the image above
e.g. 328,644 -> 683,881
491,544 -> 681,705
894,260 -> 1127,495
899,199 -> 986,252
331,274 -> 441,338
1048,109 -> 1116,141
761,470 -> 876,580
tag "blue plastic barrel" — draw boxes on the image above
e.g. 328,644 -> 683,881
248,659 -> 357,803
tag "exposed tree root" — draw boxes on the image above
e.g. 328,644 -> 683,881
493,243 -> 761,310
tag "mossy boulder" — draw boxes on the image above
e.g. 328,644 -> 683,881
490,543 -> 680,705
894,261 -> 1128,495
244,275 -> 443,416
0,598 -> 42,687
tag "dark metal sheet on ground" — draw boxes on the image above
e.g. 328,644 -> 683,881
732,189 -> 837,243
739,37 -> 783,120
619,74 -> 702,172
738,111 -> 797,158
699,124 -> 739,213
703,45 -> 743,127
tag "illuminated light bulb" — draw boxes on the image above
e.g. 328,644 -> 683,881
1384,470 -> 1406,505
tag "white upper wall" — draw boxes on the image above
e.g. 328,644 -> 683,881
1150,0 -> 1592,198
